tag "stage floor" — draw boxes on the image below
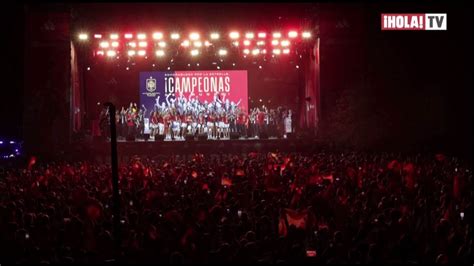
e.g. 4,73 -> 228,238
80,136 -> 320,161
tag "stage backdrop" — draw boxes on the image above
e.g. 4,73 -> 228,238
139,70 -> 248,116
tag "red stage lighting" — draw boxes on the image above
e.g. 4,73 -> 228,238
78,33 -> 88,40
210,33 -> 220,39
138,50 -> 146,56
94,34 -> 102,39
281,40 -> 290,47
124,33 -> 133,39
190,49 -> 199,56
129,42 -> 137,48
138,41 -> 147,47
193,41 -> 202,47
137,33 -> 147,40
243,49 -> 250,55
111,41 -> 119,48
258,32 -> 266,38
243,40 -> 251,46
155,50 -> 165,57
128,50 -> 136,56
218,49 -> 228,56
283,48 -> 290,54
96,50 -> 105,55
245,32 -> 254,39
158,41 -> 167,48
110,33 -> 119,40
252,49 -> 260,55
272,49 -> 281,55
272,32 -> 282,38
171,33 -> 180,40
271,40 -> 279,46
181,40 -> 190,47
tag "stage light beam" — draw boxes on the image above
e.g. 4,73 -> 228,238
171,33 -> 180,40
218,49 -> 228,56
152,32 -> 163,40
245,32 -> 254,39
189,32 -> 200,40
158,41 -> 166,48
100,41 -> 110,48
78,33 -> 88,40
181,40 -> 190,47
106,50 -> 117,57
302,31 -> 311,38
281,40 -> 290,47
229,31 -> 240,39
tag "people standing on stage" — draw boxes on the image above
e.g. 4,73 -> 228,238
256,107 -> 266,137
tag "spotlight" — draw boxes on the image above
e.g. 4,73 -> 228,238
196,63 -> 200,66
204,41 -> 211,47
258,32 -> 266,38
243,49 -> 250,54
158,41 -> 166,48
229,31 -> 239,39
272,49 -> 281,55
243,40 -> 251,46
100,41 -> 110,48
217,66 -> 221,70
218,49 -> 228,56
96,50 -> 105,56
106,50 -> 116,57
193,41 -> 202,47
296,65 -> 299,69
190,49 -> 199,56
181,40 -> 190,47
288,31 -> 298,38
167,66 -> 171,70
111,41 -> 119,47
138,41 -> 147,47
94,34 -> 102,39
283,49 -> 290,54
155,50 -> 165,57
187,63 -> 191,67
171,33 -> 180,40
281,40 -> 290,47
124,33 -> 133,39
257,41 -> 265,46
126,67 -> 130,70
271,40 -> 279,46
152,32 -> 163,40
272,32 -> 282,38
138,50 -> 146,56
232,63 -> 236,66
210,33 -> 220,39
232,41 -> 239,47
128,50 -> 136,56
302,31 -> 311,38
87,66 -> 91,71
110,33 -> 119,39
152,64 -> 156,67
252,49 -> 260,55
245,32 -> 254,39
137,33 -> 146,39
129,42 -> 137,48
189,32 -> 200,40
78,33 -> 88,40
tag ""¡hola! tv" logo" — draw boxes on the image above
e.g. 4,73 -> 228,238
381,13 -> 447,30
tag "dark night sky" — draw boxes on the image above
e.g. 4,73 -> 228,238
1,2 -> 472,153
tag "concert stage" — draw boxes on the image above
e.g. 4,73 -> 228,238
79,137 -> 321,161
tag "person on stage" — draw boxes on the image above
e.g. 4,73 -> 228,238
149,111 -> 158,137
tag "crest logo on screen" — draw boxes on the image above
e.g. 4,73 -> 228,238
381,13 -> 447,30
146,77 -> 157,92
